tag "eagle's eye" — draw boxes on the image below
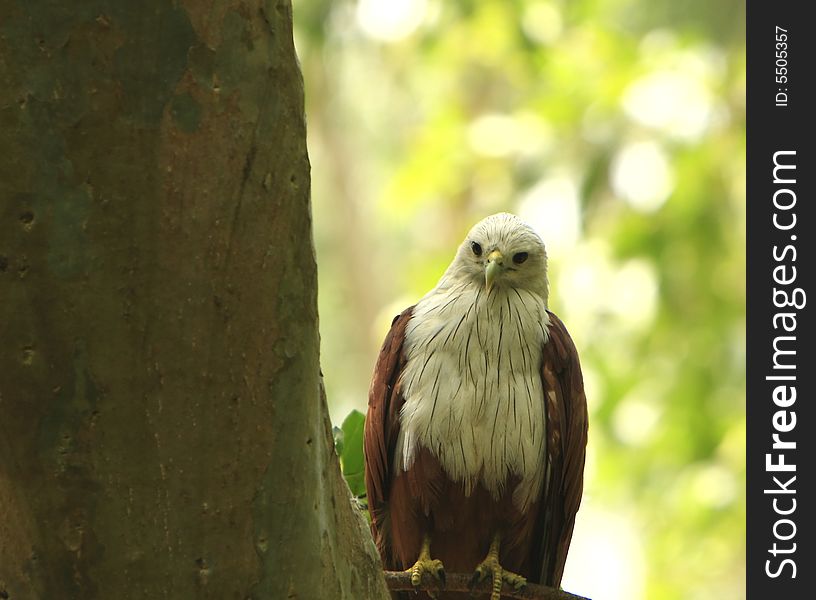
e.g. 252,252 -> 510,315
513,252 -> 528,264
470,241 -> 483,257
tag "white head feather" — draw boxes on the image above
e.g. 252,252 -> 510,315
432,213 -> 549,306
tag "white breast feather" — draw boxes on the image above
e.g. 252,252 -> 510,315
398,283 -> 550,512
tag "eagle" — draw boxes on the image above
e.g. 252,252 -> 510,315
364,213 -> 588,599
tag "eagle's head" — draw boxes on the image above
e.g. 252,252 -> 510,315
442,213 -> 549,303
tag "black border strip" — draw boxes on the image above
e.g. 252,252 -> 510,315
747,2 -> 813,596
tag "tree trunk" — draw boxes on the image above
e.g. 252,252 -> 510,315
0,1 -> 389,598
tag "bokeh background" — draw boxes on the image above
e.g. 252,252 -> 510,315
293,0 -> 746,598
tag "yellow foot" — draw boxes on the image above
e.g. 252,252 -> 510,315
406,534 -> 445,597
470,533 -> 526,600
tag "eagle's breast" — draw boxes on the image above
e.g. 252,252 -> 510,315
397,284 -> 549,511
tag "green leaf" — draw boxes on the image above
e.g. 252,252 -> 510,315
338,409 -> 366,498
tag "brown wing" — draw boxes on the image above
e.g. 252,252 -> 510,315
364,306 -> 414,565
535,310 -> 589,587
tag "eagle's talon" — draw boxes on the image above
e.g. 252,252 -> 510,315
468,564 -> 487,589
406,558 -> 445,587
407,535 -> 445,591
504,570 -> 527,590
436,562 -> 447,585
472,533 -> 527,600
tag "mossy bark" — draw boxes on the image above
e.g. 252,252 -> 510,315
0,1 -> 389,598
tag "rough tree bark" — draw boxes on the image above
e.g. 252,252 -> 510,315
0,1 -> 389,598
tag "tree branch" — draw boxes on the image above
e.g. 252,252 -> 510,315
384,571 -> 590,600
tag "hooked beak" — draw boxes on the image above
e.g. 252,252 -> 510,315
484,250 -> 504,292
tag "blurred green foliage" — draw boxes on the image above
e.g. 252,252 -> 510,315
295,1 -> 745,598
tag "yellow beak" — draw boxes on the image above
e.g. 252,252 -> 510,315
484,250 -> 504,291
